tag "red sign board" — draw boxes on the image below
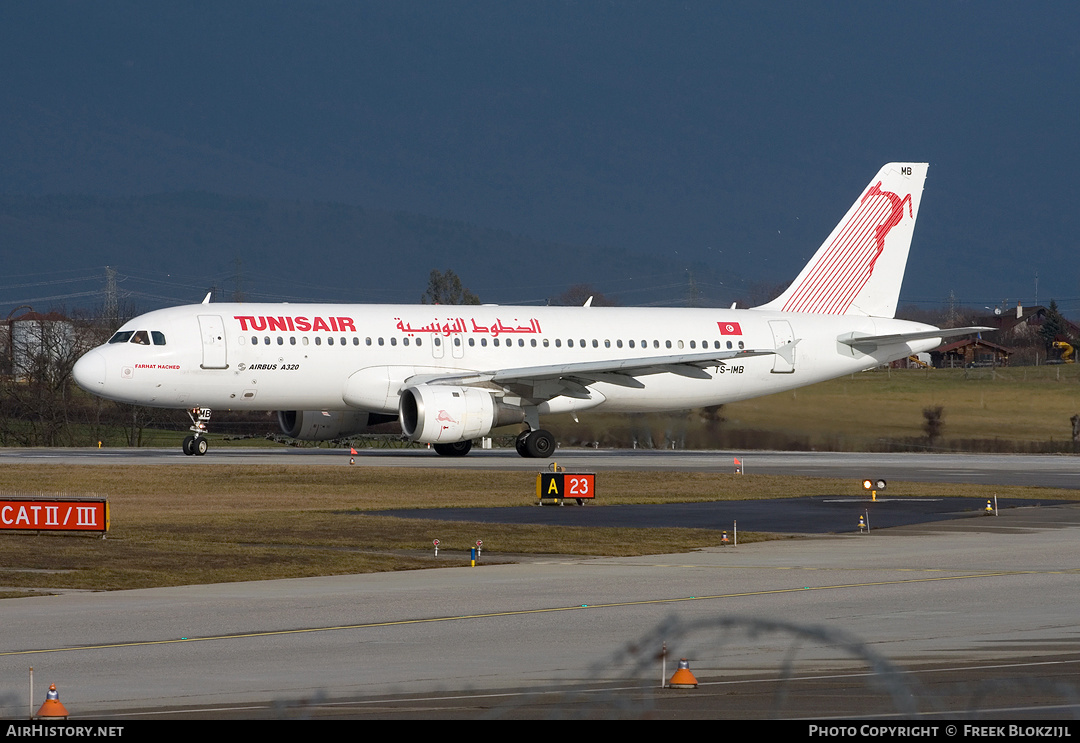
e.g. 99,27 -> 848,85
536,473 -> 595,501
0,500 -> 110,532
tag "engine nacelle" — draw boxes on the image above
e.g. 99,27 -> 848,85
277,410 -> 373,441
398,385 -> 523,443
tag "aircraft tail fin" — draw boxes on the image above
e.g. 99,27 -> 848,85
756,163 -> 928,318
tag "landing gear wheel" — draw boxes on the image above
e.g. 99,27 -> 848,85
515,431 -> 530,457
193,437 -> 209,456
433,440 -> 472,456
182,436 -> 195,456
524,429 -> 556,458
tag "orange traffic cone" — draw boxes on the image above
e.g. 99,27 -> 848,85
668,658 -> 699,689
36,684 -> 69,719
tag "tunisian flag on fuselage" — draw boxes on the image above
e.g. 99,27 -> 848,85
718,321 -> 743,335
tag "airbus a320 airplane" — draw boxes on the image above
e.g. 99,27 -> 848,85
73,163 -> 985,458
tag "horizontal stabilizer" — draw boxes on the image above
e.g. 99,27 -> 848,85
839,326 -> 993,351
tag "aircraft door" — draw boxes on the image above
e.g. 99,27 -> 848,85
198,314 -> 229,369
768,320 -> 795,374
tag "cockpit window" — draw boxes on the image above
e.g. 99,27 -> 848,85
108,331 -> 134,344
151,331 -> 166,346
130,330 -> 150,345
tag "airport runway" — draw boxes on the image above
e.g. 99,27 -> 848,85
4,446 -> 1079,489
1,447 -> 1078,718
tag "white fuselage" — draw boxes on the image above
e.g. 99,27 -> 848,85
73,302 -> 939,415
71,162 -> 946,456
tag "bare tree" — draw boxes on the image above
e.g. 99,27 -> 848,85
0,310 -> 87,446
922,406 -> 945,447
421,269 -> 481,305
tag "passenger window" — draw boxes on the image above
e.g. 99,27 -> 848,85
315,337 -> 322,346
416,338 -> 422,346
629,340 -> 635,349
494,338 -> 500,347
567,339 -> 573,348
290,337 -> 297,345
543,339 -> 549,347
353,337 -> 359,346
328,337 -> 335,346
518,339 -> 524,347
555,339 -> 561,348
481,338 -> 487,347
151,331 -> 166,345
277,337 -> 283,345
469,338 -> 475,347
366,337 -> 372,346
592,339 -> 598,348
264,336 -> 270,345
403,337 -> 410,346
531,339 -> 537,347
690,340 -> 696,349
302,337 -> 309,346
251,336 -> 258,345
390,337 -> 397,346
726,341 -> 732,349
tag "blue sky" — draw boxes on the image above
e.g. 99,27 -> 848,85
2,2 -> 1077,312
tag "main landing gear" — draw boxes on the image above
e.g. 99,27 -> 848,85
182,407 -> 212,456
429,430 -> 556,458
515,429 -> 556,458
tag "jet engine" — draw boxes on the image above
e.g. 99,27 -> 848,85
398,385 -> 524,443
277,410 -> 377,441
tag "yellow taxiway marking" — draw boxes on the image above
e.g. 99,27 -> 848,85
0,569 -> 1057,657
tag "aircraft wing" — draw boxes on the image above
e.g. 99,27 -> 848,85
838,326 -> 994,351
405,347 -> 781,401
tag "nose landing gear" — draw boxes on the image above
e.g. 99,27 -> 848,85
182,407 -> 212,456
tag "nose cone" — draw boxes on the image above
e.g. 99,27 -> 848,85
72,350 -> 106,392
